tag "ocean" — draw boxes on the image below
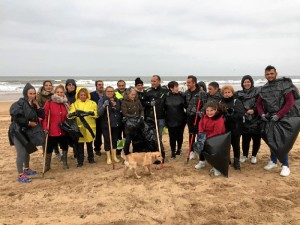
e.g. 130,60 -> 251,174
1,75 -> 300,101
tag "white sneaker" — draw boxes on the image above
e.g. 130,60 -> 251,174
195,161 -> 206,170
251,156 -> 257,164
240,156 -> 248,163
212,167 -> 222,176
189,151 -> 196,160
264,161 -> 278,170
280,166 -> 290,177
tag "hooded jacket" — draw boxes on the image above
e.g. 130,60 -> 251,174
68,87 -> 99,143
37,86 -> 54,106
9,83 -> 45,146
42,94 -> 69,137
65,79 -> 77,104
198,111 -> 225,138
121,92 -> 144,118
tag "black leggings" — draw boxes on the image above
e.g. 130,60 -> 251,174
168,124 -> 185,152
76,142 -> 94,164
46,136 -> 68,154
102,126 -> 120,151
231,134 -> 241,159
242,133 -> 261,157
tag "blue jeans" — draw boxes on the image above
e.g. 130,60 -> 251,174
270,151 -> 288,167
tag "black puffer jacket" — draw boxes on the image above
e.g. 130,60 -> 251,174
185,86 -> 201,117
9,83 -> 45,146
142,85 -> 168,120
98,96 -> 122,128
165,91 -> 186,127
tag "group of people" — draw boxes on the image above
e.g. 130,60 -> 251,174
9,65 -> 300,183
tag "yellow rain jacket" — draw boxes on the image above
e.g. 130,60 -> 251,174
69,87 -> 99,143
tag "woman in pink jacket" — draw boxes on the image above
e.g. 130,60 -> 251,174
43,85 -> 70,171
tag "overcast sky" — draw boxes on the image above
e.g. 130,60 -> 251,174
0,0 -> 299,77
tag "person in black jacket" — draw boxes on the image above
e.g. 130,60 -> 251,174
90,80 -> 105,156
165,81 -> 186,159
65,79 -> 77,104
9,83 -> 45,183
220,84 -> 245,170
235,75 -> 261,164
142,75 -> 168,160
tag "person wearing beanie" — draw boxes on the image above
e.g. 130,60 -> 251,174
135,77 -> 144,101
65,79 -> 77,104
235,75 -> 261,164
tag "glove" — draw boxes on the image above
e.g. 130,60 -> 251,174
44,130 -> 49,135
261,114 -> 269,122
271,115 -> 279,122
227,108 -> 234,115
87,111 -> 95,116
103,100 -> 109,107
150,100 -> 156,106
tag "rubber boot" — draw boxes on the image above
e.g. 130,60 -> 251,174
106,151 -> 112,165
62,150 -> 69,169
234,157 -> 241,170
112,149 -> 120,163
44,153 -> 52,173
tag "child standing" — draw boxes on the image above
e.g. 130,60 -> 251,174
195,101 -> 225,176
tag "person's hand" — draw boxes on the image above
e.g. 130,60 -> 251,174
271,115 -> 279,122
32,99 -> 40,109
261,114 -> 268,122
140,116 -> 144,120
44,130 -> 49,135
28,121 -> 38,127
150,100 -> 156,106
103,100 -> 109,107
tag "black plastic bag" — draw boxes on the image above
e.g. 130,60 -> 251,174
59,119 -> 83,141
202,132 -> 231,177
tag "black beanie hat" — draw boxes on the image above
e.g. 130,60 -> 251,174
241,75 -> 254,89
65,79 -> 77,88
135,77 -> 144,86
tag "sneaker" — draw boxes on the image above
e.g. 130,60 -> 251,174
171,152 -> 176,159
240,156 -> 248,163
195,161 -> 206,170
280,166 -> 290,177
189,151 -> 196,160
264,161 -> 278,170
18,173 -> 31,183
210,168 -> 221,176
23,168 -> 37,176
251,156 -> 257,164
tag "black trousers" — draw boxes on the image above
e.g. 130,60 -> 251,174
231,134 -> 241,159
76,142 -> 94,164
46,136 -> 68,154
94,118 -> 103,152
242,133 -> 261,157
187,115 -> 197,146
168,124 -> 185,152
102,127 -> 120,151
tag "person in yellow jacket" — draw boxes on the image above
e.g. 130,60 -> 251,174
68,87 -> 98,167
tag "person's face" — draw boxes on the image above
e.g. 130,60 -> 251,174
66,83 -> 76,92
265,69 -> 277,82
243,79 -> 252,90
44,82 -> 53,92
128,91 -> 137,100
55,88 -> 65,97
105,88 -> 115,98
96,82 -> 104,92
206,107 -> 217,118
79,92 -> 87,101
135,84 -> 143,92
27,88 -> 36,101
151,76 -> 160,88
117,82 -> 126,92
208,85 -> 218,96
170,85 -> 179,94
222,89 -> 233,98
186,78 -> 196,90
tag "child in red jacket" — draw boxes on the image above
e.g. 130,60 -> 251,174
194,101 -> 226,176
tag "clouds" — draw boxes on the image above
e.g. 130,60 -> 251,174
0,0 -> 299,76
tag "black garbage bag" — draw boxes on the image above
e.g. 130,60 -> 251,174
59,119 -> 83,142
202,132 -> 231,177
132,120 -> 157,152
14,125 -> 38,154
261,116 -> 300,162
125,116 -> 144,131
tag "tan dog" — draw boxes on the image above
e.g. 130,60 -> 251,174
122,152 -> 163,179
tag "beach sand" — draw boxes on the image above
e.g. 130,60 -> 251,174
1,101 -> 300,225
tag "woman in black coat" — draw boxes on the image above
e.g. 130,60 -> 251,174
165,81 -> 186,159
235,75 -> 261,164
